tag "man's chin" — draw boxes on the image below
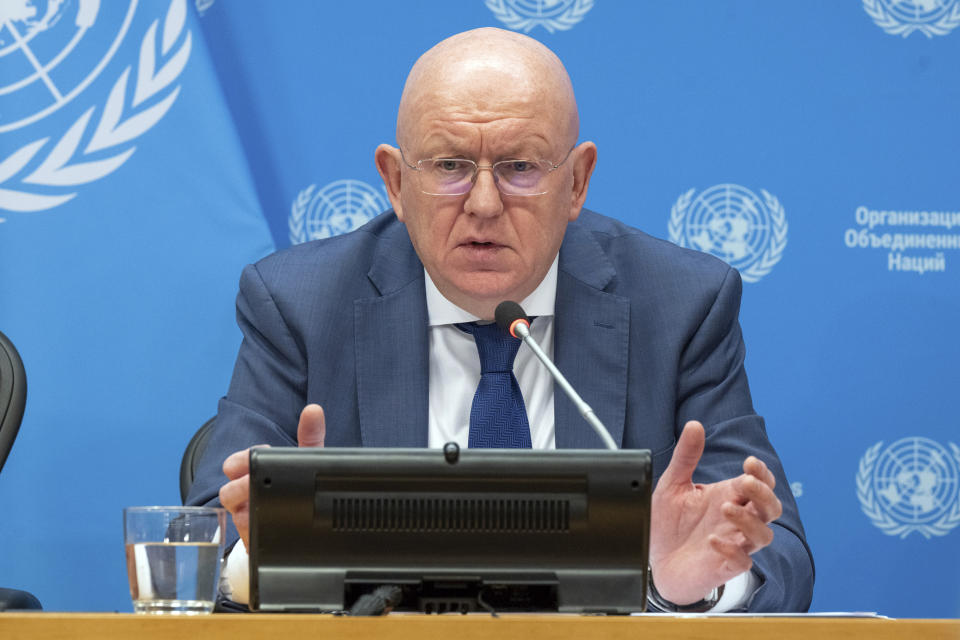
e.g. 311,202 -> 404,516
455,274 -> 521,299
443,273 -> 532,316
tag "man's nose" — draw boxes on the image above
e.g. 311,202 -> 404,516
464,166 -> 503,218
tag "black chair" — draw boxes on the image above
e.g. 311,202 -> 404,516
0,330 -> 42,611
0,330 -> 27,475
179,417 -> 217,503
0,588 -> 41,611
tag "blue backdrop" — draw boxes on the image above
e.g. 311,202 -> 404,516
1,0 -> 957,617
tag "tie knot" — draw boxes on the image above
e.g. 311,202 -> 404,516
457,322 -> 521,374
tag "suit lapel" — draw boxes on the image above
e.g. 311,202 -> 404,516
352,214 -> 631,450
554,222 -> 630,449
354,219 -> 430,447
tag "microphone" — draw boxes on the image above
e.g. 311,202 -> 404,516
495,301 -> 618,451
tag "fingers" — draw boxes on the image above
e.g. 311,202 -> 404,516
708,534 -> 754,575
733,473 -> 784,523
219,474 -> 250,513
297,404 -> 326,448
743,456 -> 776,490
219,474 -> 251,549
222,445 -> 270,481
718,472 -> 782,556
222,448 -> 250,481
722,501 -> 774,552
659,421 -> 705,488
218,403 -> 326,549
222,445 -> 271,549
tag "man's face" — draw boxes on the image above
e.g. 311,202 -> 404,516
380,65 -> 593,318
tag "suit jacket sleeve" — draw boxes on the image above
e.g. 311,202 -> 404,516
673,266 -> 814,612
185,262 -> 307,546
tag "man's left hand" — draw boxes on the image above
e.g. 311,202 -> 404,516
649,420 -> 782,605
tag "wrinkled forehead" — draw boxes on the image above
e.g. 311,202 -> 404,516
397,30 -> 579,150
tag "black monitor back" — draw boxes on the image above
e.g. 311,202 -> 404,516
249,446 -> 650,613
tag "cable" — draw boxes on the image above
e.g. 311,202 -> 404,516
476,588 -> 499,618
348,585 -> 403,616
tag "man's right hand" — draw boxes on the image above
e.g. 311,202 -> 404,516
219,404 -> 327,549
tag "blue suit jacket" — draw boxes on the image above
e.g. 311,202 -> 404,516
188,209 -> 814,612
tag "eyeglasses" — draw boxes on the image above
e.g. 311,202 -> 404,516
399,145 -> 575,196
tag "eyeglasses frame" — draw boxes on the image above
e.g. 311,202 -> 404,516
397,144 -> 577,197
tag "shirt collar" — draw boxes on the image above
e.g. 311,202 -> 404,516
425,255 -> 558,326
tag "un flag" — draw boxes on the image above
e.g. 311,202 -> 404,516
0,0 -> 273,611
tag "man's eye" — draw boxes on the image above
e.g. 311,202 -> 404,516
508,161 -> 531,172
435,159 -> 463,172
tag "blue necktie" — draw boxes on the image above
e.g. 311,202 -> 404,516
457,322 -> 532,448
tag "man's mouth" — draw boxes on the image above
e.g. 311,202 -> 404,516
458,240 -> 506,262
461,237 -> 503,248
461,241 -> 505,253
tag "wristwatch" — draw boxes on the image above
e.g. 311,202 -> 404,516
646,568 -> 724,613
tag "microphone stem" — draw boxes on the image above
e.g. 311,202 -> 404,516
514,324 -> 618,451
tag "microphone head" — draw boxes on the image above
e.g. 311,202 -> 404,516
495,301 -> 530,338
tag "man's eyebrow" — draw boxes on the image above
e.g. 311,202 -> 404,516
416,133 -> 470,156
490,135 -> 555,159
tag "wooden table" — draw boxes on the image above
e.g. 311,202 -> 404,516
0,613 -> 957,640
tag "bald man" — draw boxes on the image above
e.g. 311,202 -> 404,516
189,28 -> 814,612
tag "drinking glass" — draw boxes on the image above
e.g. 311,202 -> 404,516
123,506 -> 226,614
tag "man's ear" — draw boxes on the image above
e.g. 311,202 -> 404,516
375,144 -> 405,221
568,141 -> 598,222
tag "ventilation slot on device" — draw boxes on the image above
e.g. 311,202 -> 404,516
332,497 -> 570,533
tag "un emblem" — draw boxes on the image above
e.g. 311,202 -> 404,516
0,0 -> 134,132
857,438 -> 960,538
863,0 -> 960,38
195,0 -> 216,16
0,0 -> 191,213
485,0 -> 594,33
668,184 -> 788,283
289,180 -> 389,245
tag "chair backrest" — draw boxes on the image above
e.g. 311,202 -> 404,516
0,587 -> 42,611
0,331 -> 42,610
0,330 -> 27,475
180,416 -> 217,503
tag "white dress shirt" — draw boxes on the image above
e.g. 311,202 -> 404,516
222,254 -> 755,610
425,257 -> 559,450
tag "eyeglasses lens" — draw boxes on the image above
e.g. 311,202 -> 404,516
419,159 -> 547,196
